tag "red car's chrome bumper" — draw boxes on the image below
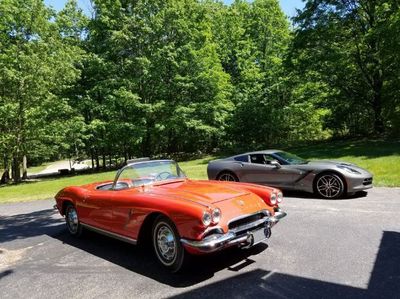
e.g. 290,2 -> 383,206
180,211 -> 287,253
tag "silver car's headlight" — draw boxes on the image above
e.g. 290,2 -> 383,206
211,208 -> 221,224
338,165 -> 361,174
202,211 -> 212,226
270,193 -> 277,205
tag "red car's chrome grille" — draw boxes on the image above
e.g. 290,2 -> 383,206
228,211 -> 268,231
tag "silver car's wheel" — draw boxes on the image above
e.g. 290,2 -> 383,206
315,173 -> 345,199
152,216 -> 186,272
217,172 -> 239,182
65,205 -> 82,236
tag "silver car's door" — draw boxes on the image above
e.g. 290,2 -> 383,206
241,154 -> 300,187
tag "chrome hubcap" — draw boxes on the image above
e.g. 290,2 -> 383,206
317,175 -> 342,198
219,173 -> 236,181
156,225 -> 176,264
67,208 -> 79,233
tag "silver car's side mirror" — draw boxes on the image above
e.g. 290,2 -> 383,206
270,160 -> 281,168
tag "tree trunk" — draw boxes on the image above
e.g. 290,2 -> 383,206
90,149 -> 95,170
12,156 -> 21,183
1,155 -> 10,184
124,151 -> 128,164
372,78 -> 384,134
22,155 -> 27,179
102,154 -> 106,170
142,123 -> 152,157
95,152 -> 100,170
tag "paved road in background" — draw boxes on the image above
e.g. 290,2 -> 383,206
1,188 -> 399,298
36,160 -> 89,175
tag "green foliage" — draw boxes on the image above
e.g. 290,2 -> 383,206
292,0 -> 400,137
1,0 -> 400,185
0,0 -> 85,179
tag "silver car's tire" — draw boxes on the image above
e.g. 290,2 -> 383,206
65,204 -> 83,236
152,215 -> 186,273
314,173 -> 345,199
217,171 -> 239,182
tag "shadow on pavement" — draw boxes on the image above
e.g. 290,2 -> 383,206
52,229 -> 268,287
169,231 -> 400,298
0,269 -> 13,280
2,207 -> 398,297
283,190 -> 368,200
0,209 -> 64,243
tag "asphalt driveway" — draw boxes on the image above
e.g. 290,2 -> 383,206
1,188 -> 399,298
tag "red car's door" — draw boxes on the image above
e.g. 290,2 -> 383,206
77,190 -> 114,230
109,189 -> 143,240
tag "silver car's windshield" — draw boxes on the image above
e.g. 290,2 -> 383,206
274,151 -> 308,165
115,160 -> 186,188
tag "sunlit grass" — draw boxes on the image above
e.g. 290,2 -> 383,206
0,171 -> 116,203
179,155 -> 215,180
0,140 -> 398,203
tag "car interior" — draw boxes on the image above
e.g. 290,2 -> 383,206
250,154 -> 279,165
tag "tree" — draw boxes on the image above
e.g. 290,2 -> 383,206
207,0 -> 324,149
77,0 -> 233,159
0,0 -> 84,182
293,0 -> 400,136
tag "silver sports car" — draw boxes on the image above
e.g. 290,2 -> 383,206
207,150 -> 373,199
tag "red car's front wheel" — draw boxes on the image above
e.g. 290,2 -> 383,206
65,204 -> 83,236
152,215 -> 186,273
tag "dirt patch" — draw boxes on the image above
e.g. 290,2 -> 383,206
0,247 -> 28,270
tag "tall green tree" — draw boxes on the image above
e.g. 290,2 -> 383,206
79,0 -> 232,159
207,0 -> 325,149
0,0 -> 84,181
293,0 -> 400,136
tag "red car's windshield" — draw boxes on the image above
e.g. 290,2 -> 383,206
115,160 -> 186,188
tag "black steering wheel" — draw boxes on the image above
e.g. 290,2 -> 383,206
155,171 -> 175,181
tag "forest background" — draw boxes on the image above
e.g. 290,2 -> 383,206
1,0 -> 399,182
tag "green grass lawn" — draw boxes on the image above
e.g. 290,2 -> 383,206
0,139 -> 398,203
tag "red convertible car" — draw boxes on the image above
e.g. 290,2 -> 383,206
54,159 -> 286,272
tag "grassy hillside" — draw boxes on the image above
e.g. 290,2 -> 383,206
0,139 -> 398,203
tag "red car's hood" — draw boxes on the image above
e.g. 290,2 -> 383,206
151,179 -> 250,205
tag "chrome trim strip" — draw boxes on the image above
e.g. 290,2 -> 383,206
95,182 -> 114,190
272,211 -> 287,221
230,216 -> 270,233
81,223 -> 137,245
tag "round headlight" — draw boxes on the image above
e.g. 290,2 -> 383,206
277,192 -> 283,203
202,211 -> 212,226
270,193 -> 277,205
212,208 -> 221,224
